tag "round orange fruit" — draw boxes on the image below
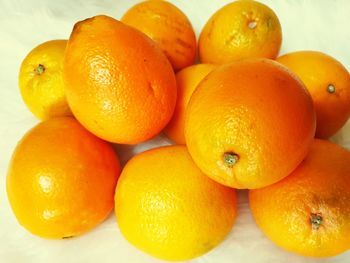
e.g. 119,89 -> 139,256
63,15 -> 177,144
121,0 -> 196,71
199,0 -> 282,64
277,51 -> 350,138
249,139 -> 350,257
19,40 -> 72,120
6,117 -> 120,239
164,63 -> 217,144
185,58 -> 316,189
115,145 -> 237,261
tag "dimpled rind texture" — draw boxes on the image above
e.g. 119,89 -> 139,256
63,15 -> 177,144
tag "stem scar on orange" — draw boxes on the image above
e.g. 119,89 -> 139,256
18,40 -> 72,120
185,58 -> 316,189
249,139 -> 350,257
277,51 -> 350,139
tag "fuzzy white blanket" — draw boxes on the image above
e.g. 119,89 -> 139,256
0,1 -> 350,263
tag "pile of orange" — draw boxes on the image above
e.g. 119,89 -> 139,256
7,0 -> 350,261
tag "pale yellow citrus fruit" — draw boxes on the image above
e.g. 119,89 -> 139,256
19,40 -> 71,120
115,145 -> 237,261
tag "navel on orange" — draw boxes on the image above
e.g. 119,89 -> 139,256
199,0 -> 282,64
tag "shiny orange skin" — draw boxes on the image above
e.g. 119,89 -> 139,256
63,15 -> 177,144
277,51 -> 350,138
6,117 -> 120,239
115,145 -> 237,261
121,0 -> 196,71
164,64 -> 217,144
249,139 -> 350,257
199,0 -> 282,64
185,59 -> 316,189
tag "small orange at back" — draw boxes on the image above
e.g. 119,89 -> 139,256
199,0 -> 282,64
249,139 -> 350,257
6,117 -> 120,239
63,15 -> 177,144
185,58 -> 316,189
121,0 -> 196,71
164,64 -> 217,144
277,51 -> 350,138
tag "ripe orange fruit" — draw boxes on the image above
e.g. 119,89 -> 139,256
115,145 -> 237,261
6,117 -> 120,239
277,51 -> 350,138
185,59 -> 316,189
249,139 -> 350,257
19,40 -> 72,120
199,0 -> 282,64
63,15 -> 177,144
121,0 -> 196,71
164,63 -> 217,144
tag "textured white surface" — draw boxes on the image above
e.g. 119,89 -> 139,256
1,0 -> 350,262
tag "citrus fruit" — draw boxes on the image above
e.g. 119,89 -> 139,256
185,58 -> 316,189
164,63 -> 217,144
18,40 -> 72,120
63,15 -> 177,144
277,51 -> 350,138
249,139 -> 350,257
6,117 -> 120,239
199,0 -> 282,64
121,0 -> 196,71
115,145 -> 237,261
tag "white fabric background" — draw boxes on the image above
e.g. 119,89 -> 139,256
1,0 -> 350,262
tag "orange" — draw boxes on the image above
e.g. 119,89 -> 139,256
63,15 -> 177,144
164,63 -> 217,144
6,117 -> 120,239
121,0 -> 196,71
277,51 -> 350,138
185,59 -> 316,189
19,40 -> 72,120
199,0 -> 282,64
249,139 -> 350,257
115,145 -> 237,261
